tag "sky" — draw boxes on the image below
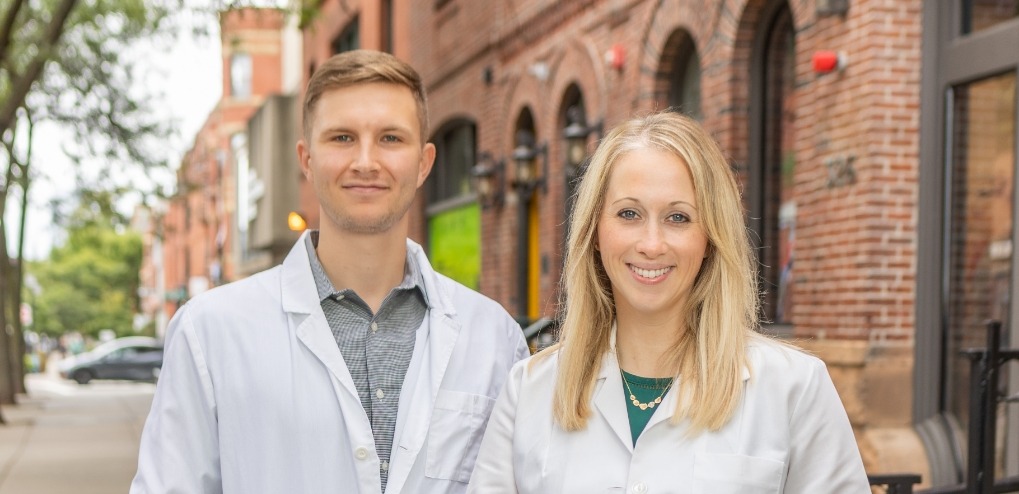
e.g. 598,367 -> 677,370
6,8 -> 223,260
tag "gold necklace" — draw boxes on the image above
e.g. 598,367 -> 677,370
620,371 -> 674,411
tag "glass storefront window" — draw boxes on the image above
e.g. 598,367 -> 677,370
944,71 -> 1016,438
962,0 -> 1019,35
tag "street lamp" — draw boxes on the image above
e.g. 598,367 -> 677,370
561,105 -> 602,181
512,129 -> 548,194
469,152 -> 505,209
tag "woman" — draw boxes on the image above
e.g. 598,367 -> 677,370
468,112 -> 869,493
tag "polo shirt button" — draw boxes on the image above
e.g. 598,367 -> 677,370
376,388 -> 385,399
631,481 -> 647,494
370,322 -> 379,332
381,460 -> 390,472
354,447 -> 369,460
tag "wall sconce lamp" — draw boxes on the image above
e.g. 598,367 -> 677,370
562,106 -> 602,179
816,0 -> 848,17
470,152 -> 506,209
512,129 -> 549,194
287,211 -> 308,231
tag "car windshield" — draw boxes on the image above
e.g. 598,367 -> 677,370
88,337 -> 160,357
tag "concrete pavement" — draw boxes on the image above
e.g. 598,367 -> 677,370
0,367 -> 154,494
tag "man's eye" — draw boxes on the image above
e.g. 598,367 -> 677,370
381,135 -> 401,143
333,135 -> 353,142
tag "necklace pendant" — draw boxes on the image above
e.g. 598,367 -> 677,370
638,403 -> 648,410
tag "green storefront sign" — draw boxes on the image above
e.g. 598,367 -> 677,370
428,203 -> 480,290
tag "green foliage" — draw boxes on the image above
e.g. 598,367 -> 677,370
28,193 -> 142,338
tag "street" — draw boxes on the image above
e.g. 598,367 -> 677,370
0,368 -> 154,494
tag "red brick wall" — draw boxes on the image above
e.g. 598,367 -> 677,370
302,0 -> 923,346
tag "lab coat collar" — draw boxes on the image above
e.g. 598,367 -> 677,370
386,246 -> 461,494
594,322 -> 752,448
593,323 -> 637,452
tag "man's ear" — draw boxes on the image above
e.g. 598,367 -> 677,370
296,139 -> 312,180
418,142 -> 436,187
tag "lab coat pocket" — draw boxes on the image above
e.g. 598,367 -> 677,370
425,390 -> 496,483
693,452 -> 784,494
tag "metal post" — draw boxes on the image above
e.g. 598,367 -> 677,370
962,320 -> 1003,494
517,186 -> 531,320
981,321 -> 1001,494
965,343 -> 988,494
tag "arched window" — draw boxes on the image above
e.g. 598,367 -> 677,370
750,2 -> 796,329
667,31 -> 702,120
426,120 -> 480,289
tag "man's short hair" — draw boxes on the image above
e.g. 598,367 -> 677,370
302,50 -> 429,141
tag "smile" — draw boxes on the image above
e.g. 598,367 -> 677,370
629,265 -> 673,280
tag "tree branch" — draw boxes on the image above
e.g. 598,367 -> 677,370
0,0 -> 26,68
0,0 -> 79,138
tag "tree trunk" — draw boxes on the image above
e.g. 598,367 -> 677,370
11,126 -> 32,395
0,208 -> 15,406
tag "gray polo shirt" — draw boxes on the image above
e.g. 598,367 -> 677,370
304,232 -> 427,490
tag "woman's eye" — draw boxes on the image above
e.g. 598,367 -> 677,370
618,210 -> 638,220
669,213 -> 690,223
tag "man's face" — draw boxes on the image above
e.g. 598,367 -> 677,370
297,82 -> 435,236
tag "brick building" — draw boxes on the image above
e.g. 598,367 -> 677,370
158,8 -> 289,319
299,0 -> 1019,486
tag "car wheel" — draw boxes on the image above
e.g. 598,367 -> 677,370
73,369 -> 94,385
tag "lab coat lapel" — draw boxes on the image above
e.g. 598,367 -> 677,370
280,233 -> 363,407
385,240 -> 462,494
593,349 -> 635,453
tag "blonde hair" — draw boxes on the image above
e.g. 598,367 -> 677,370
303,50 -> 429,140
545,111 -> 759,435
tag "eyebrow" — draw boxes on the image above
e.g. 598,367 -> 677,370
318,124 -> 414,136
609,197 -> 699,211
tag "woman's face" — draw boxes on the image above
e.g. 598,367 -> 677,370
596,147 -> 709,323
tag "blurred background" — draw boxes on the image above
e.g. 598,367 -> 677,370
1,0 -> 1018,492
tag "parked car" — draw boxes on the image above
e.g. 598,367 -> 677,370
59,336 -> 163,385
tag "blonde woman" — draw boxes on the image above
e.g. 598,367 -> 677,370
468,112 -> 869,493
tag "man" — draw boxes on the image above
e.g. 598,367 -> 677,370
132,50 -> 529,494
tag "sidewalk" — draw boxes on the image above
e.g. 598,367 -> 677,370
0,369 -> 154,494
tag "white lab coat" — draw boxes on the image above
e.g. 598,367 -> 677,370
132,233 -> 530,494
469,334 -> 871,494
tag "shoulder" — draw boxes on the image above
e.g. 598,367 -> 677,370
509,348 -> 562,386
183,266 -> 282,315
170,266 -> 284,338
746,333 -> 826,374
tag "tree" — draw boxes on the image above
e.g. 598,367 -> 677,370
0,0 -> 172,407
29,191 -> 143,341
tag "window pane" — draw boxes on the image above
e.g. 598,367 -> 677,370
429,123 -> 476,204
945,71 -> 1016,441
230,54 -> 252,98
963,0 -> 1019,35
669,47 -> 701,120
761,8 -> 796,325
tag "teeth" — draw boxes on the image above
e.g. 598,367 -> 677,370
632,266 -> 670,279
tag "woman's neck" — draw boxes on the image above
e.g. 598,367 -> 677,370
614,309 -> 685,378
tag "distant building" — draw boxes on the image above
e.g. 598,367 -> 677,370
155,8 -> 296,323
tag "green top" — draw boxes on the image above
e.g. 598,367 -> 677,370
620,370 -> 675,445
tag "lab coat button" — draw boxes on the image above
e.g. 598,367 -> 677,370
631,481 -> 647,494
354,447 -> 369,460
